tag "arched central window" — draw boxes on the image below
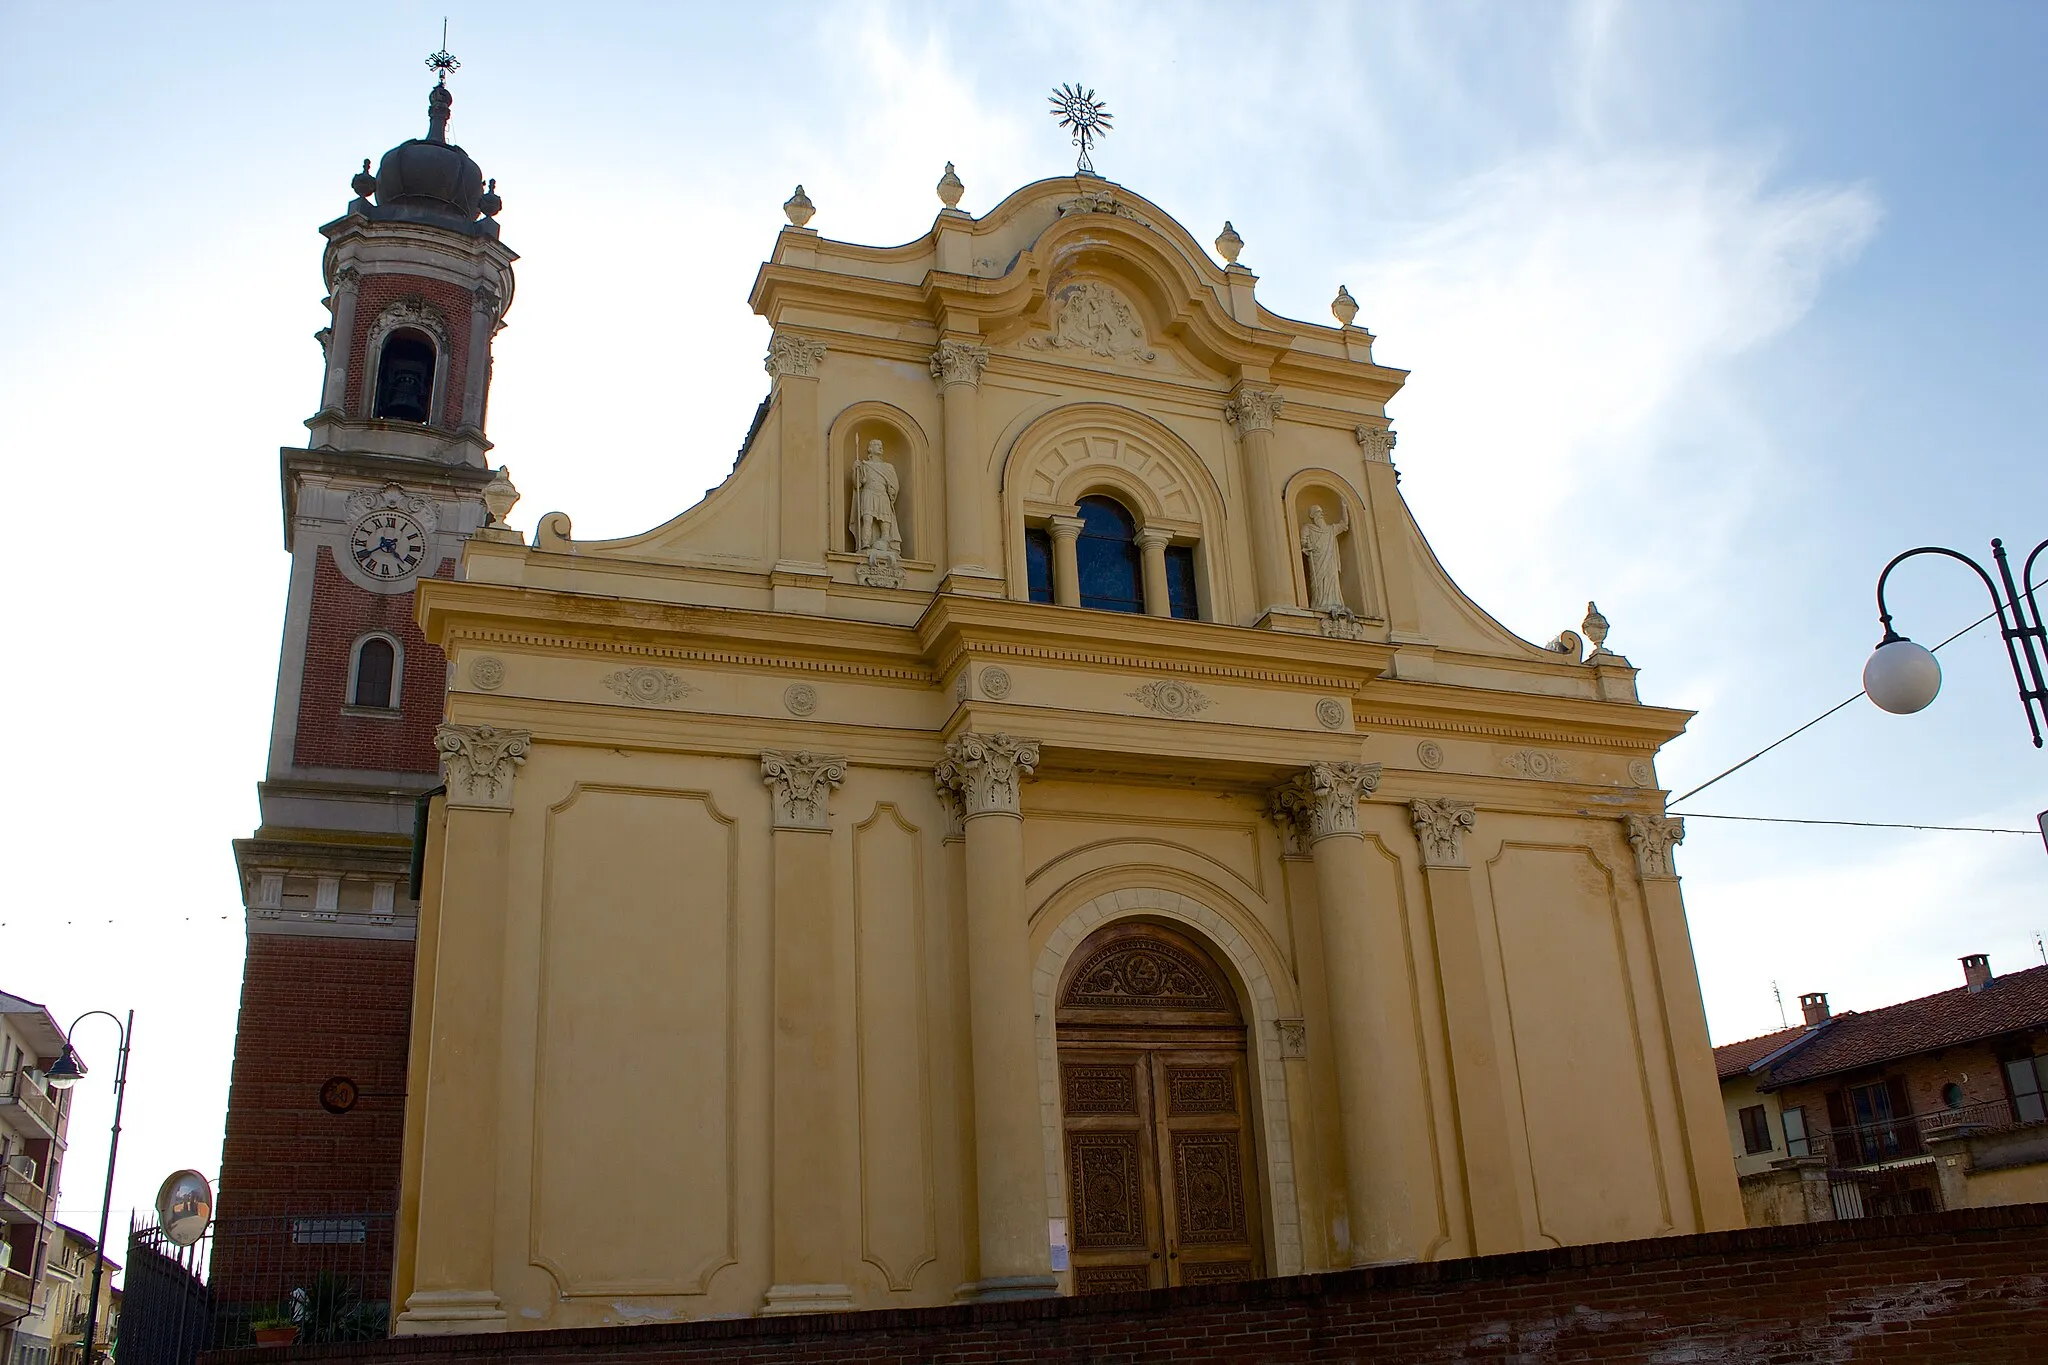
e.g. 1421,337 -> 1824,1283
374,332 -> 436,424
1075,495 -> 1143,613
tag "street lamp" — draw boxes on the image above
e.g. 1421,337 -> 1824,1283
1864,536 -> 2048,747
44,1010 -> 132,1365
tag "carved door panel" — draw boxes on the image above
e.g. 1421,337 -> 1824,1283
1154,1050 -> 1260,1286
1062,1050 -> 1164,1294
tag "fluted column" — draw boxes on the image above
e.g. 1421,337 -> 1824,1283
767,333 -> 830,568
1227,386 -> 1292,618
1409,798 -> 1524,1254
319,265 -> 360,416
1626,815 -> 1744,1231
1270,761 -> 1429,1265
1135,527 -> 1172,617
761,752 -> 854,1313
1047,514 -> 1084,607
461,284 -> 498,432
398,724 -> 530,1335
935,733 -> 1056,1300
931,340 -> 992,580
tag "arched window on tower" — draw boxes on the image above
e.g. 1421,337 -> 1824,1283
1075,495 -> 1144,614
349,635 -> 401,710
373,332 -> 437,424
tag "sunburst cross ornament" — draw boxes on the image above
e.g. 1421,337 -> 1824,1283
425,17 -> 460,85
1049,83 -> 1113,175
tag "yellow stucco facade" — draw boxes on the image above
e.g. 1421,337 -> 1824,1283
391,173 -> 1742,1333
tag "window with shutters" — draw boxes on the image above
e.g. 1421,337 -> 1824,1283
1833,1077 -> 1921,1164
1738,1104 -> 1773,1155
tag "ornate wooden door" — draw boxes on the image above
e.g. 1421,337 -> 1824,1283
1058,922 -> 1263,1293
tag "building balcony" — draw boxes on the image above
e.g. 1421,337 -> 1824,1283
0,1265 -> 34,1320
1,1167 -> 51,1223
0,1067 -> 63,1140
1813,1099 -> 2041,1170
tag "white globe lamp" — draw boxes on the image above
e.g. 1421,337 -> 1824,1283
1864,637 -> 1942,715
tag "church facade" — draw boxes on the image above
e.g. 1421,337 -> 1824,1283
272,95 -> 1756,1332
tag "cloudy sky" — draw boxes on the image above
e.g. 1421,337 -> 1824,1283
2,1 -> 2042,1246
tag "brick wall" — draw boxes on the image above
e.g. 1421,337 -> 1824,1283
213,934 -> 414,1304
342,274 -> 475,428
292,548 -> 454,774
208,1205 -> 2048,1364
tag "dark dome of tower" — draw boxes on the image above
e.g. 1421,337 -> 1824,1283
364,82 -> 496,232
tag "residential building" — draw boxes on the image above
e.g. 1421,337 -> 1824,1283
13,1227 -> 117,1365
1716,955 -> 2048,1225
0,995 -> 71,1365
327,71 -> 1747,1333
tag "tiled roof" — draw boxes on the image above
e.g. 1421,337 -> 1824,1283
1761,963 -> 2048,1088
1713,1025 -> 1811,1080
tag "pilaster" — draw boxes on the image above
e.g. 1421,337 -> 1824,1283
767,333 -> 830,606
396,724 -> 531,1335
1625,815 -> 1744,1231
1408,798 -> 1525,1254
931,340 -> 1002,594
1227,386 -> 1293,620
760,751 -> 855,1314
935,734 -> 1057,1300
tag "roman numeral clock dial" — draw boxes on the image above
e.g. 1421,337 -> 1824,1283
349,510 -> 428,581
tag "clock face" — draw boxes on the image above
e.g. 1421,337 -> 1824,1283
350,510 -> 428,581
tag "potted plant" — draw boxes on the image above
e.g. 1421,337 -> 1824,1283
249,1309 -> 299,1348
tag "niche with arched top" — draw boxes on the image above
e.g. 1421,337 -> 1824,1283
1285,476 -> 1380,620
829,403 -> 930,567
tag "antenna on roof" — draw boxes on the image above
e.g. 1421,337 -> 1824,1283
2035,931 -> 2045,966
1771,980 -> 1788,1029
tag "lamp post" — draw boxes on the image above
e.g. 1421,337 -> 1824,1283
1863,536 -> 2048,748
44,1010 -> 132,1365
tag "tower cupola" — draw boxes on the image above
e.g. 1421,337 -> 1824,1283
309,54 -> 517,468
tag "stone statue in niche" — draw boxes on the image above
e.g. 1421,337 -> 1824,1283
1300,505 -> 1351,614
849,439 -> 905,588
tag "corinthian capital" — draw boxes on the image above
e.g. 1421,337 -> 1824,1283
1625,814 -> 1685,880
761,751 -> 847,831
1355,424 -> 1397,465
436,723 -> 531,810
1225,387 -> 1284,434
929,339 -> 991,388
764,332 -> 828,379
934,732 -> 1039,818
1410,797 -> 1478,868
1270,761 -> 1382,846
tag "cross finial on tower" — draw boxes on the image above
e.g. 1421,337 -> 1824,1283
426,18 -> 460,86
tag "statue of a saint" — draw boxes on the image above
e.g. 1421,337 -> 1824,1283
1300,505 -> 1350,614
849,439 -> 902,555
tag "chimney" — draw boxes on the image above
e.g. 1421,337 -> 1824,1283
1799,991 -> 1830,1026
1962,953 -> 1993,993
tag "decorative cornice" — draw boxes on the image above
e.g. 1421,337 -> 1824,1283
962,639 -> 1357,691
1269,761 -> 1382,845
1355,712 -> 1665,753
1225,388 -> 1284,435
444,628 -> 934,686
1410,797 -> 1478,869
1625,814 -> 1684,880
436,723 -> 531,810
930,339 -> 992,388
934,732 -> 1040,818
761,751 -> 847,831
764,332 -> 828,379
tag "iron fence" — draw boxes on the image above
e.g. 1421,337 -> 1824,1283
1809,1098 -> 2034,1171
118,1213 -> 394,1365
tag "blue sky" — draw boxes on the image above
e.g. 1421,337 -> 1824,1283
1,1 -> 2042,1245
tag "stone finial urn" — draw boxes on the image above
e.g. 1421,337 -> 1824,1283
783,184 -> 815,227
937,162 -> 965,209
1331,284 -> 1358,326
1215,221 -> 1244,264
482,465 -> 520,527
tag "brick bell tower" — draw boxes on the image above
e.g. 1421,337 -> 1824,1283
218,52 -> 514,1312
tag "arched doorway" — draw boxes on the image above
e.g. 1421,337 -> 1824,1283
1057,921 -> 1264,1293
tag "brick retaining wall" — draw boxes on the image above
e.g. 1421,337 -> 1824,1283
211,1205 -> 2048,1364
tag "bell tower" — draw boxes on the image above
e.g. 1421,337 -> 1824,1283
217,49 -> 515,1311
